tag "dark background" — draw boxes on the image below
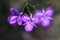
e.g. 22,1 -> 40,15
0,0 -> 60,40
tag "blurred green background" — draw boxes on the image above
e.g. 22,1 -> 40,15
0,0 -> 60,40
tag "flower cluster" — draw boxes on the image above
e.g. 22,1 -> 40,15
7,7 -> 54,32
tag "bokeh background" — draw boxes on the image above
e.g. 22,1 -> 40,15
0,0 -> 60,40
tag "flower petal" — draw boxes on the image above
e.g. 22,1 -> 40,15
46,17 -> 53,20
45,7 -> 54,17
33,10 -> 43,19
17,16 -> 22,25
22,14 -> 30,22
41,18 -> 51,27
32,17 -> 39,24
30,22 -> 36,27
10,8 -> 19,15
19,12 -> 23,15
24,22 -> 33,32
7,15 -> 17,24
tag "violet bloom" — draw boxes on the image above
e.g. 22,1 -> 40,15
7,8 -> 22,25
22,14 -> 39,32
34,7 -> 54,27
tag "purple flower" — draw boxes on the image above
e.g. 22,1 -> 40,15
34,7 -> 54,27
7,8 -> 22,25
24,22 -> 34,32
22,14 -> 39,32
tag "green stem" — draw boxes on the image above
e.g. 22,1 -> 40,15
21,0 -> 28,12
23,0 -> 28,4
23,0 -> 31,14
22,4 -> 27,12
28,3 -> 36,10
22,0 -> 36,15
26,5 -> 31,15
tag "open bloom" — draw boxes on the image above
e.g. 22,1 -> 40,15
22,14 -> 39,32
34,7 -> 54,27
7,8 -> 22,25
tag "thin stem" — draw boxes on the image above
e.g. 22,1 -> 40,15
22,4 -> 27,12
28,3 -> 36,10
26,5 -> 31,14
22,0 -> 36,11
22,0 -> 36,15
23,0 -> 28,4
22,0 -> 28,12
